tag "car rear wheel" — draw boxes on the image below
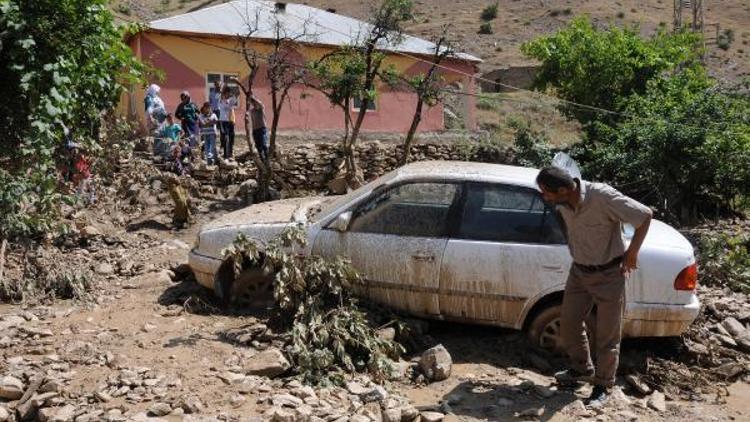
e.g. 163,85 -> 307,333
526,304 -> 595,355
527,304 -> 565,354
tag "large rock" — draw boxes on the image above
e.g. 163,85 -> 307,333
722,317 -> 747,338
38,404 -> 76,422
647,391 -> 666,412
736,331 -> 750,353
0,375 -> 25,400
148,402 -> 172,417
419,344 -> 452,381
244,348 -> 291,378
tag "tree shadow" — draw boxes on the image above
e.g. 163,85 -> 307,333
126,218 -> 172,232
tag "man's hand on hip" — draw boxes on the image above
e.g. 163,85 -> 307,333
621,249 -> 638,277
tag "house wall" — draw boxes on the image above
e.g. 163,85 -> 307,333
124,32 -> 477,133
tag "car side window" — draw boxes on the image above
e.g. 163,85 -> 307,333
457,183 -> 566,244
348,182 -> 460,237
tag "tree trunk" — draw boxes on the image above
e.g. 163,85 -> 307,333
244,95 -> 271,202
400,98 -> 424,166
0,238 -> 7,284
346,102 -> 369,188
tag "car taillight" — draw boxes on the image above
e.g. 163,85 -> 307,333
674,263 -> 698,291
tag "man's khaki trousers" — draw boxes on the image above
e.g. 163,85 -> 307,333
561,264 -> 626,388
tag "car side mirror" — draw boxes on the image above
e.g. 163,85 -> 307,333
331,211 -> 352,232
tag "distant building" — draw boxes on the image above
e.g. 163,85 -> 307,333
123,1 -> 481,133
479,66 -> 538,93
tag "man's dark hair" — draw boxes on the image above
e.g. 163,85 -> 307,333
536,166 -> 576,192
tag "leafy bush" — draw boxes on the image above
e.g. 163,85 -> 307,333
578,69 -> 750,222
698,233 -> 750,293
509,119 -> 554,168
478,22 -> 493,34
481,3 -> 498,21
223,227 -> 403,385
0,0 -> 144,241
718,28 -> 735,50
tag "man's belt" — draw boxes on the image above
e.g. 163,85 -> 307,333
573,256 -> 623,273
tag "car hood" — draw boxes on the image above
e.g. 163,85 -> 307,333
202,197 -> 324,231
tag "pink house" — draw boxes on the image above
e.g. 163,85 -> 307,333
124,1 -> 481,134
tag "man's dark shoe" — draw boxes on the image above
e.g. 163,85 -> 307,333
585,385 -> 609,409
554,368 -> 594,385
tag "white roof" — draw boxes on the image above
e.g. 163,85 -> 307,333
394,161 -> 541,188
149,1 -> 481,62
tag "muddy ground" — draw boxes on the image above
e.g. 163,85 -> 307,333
1,156 -> 749,421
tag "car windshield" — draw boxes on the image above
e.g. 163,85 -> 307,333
308,171 -> 398,222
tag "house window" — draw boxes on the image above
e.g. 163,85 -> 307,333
206,73 -> 240,103
352,97 -> 377,112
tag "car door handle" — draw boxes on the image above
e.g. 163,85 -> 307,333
412,254 -> 435,262
542,265 -> 563,271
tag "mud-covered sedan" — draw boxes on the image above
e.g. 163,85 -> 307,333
188,161 -> 700,350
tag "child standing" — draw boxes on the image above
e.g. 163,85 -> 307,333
198,102 -> 218,165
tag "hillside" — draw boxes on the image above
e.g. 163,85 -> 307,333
113,0 -> 750,83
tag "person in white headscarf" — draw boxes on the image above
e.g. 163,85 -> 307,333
144,84 -> 167,131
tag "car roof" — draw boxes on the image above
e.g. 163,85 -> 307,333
391,161 -> 542,188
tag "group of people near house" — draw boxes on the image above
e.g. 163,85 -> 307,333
143,81 -> 269,175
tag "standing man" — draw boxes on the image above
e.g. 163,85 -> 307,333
536,166 -> 652,408
209,80 -> 224,153
248,94 -> 269,161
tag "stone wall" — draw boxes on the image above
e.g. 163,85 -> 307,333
225,138 -> 514,191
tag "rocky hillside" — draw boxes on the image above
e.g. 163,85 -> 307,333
113,0 -> 750,83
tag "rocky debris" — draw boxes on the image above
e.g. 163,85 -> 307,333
419,344 -> 452,382
0,375 -> 25,400
722,317 -> 747,338
244,348 -> 291,378
95,262 -> 115,276
420,411 -> 445,422
647,390 -> 667,412
0,406 -> 8,422
37,404 -> 76,422
624,374 -> 651,395
148,402 -> 172,417
515,406 -> 545,418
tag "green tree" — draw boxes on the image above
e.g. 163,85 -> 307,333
579,69 -> 750,222
521,17 -> 700,126
310,0 -> 414,188
398,26 -> 455,166
0,0 -> 143,243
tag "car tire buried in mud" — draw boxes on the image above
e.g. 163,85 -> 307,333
527,304 -> 565,354
526,304 -> 596,355
215,260 -> 275,309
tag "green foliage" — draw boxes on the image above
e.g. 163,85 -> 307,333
478,22 -> 493,34
0,0 -> 144,240
718,28 -> 735,50
577,70 -> 750,221
698,233 -> 750,293
223,227 -> 404,385
480,3 -> 498,21
521,16 -> 701,125
509,119 -> 554,168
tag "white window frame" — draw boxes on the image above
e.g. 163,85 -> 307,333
352,96 -> 377,112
